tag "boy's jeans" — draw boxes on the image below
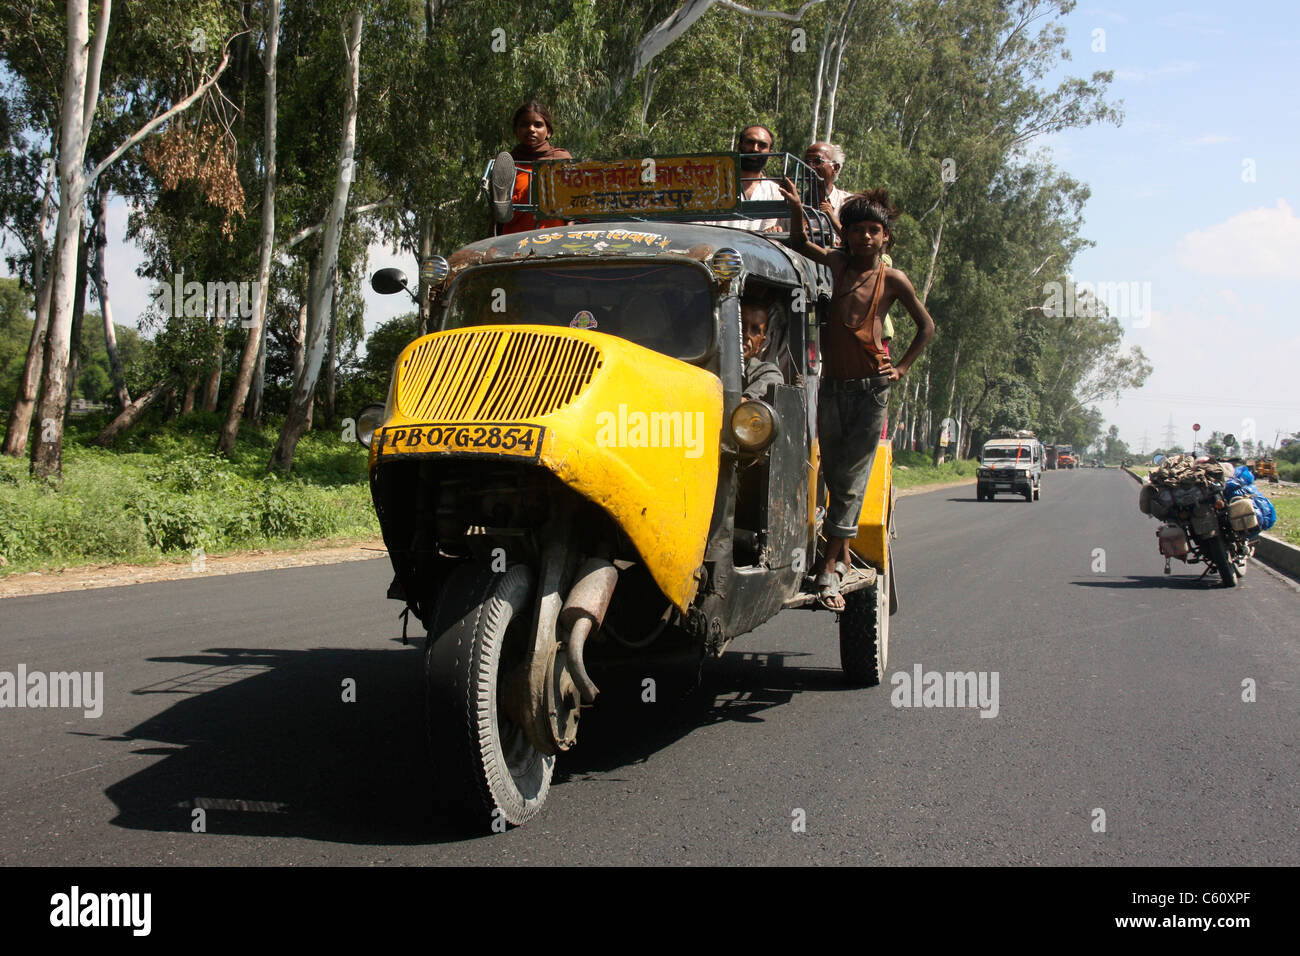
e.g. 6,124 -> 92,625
818,378 -> 891,539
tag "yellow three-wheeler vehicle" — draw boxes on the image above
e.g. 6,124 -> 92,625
362,153 -> 898,828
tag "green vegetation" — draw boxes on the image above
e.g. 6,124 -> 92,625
1265,488 -> 1300,547
892,451 -> 978,489
0,414 -> 377,576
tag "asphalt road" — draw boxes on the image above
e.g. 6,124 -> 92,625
1,467 -> 1296,865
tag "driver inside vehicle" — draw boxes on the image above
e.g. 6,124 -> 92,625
740,293 -> 783,401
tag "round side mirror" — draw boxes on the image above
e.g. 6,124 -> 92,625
371,268 -> 409,296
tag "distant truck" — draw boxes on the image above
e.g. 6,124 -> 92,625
1056,445 -> 1078,469
1249,458 -> 1279,483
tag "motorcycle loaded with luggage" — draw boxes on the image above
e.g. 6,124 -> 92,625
1138,454 -> 1276,587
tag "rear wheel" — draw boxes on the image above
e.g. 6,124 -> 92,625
424,563 -> 553,829
1200,535 -> 1237,588
1033,482 -> 1041,501
840,564 -> 890,686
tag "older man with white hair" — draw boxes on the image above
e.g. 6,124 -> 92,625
803,141 -> 852,240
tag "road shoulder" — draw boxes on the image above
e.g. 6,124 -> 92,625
0,539 -> 387,600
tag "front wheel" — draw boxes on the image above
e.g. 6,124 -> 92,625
1200,534 -> 1237,588
840,564 -> 890,686
424,563 -> 553,828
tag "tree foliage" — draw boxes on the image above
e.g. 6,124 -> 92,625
0,0 -> 1146,471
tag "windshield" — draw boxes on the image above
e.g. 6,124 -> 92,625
983,446 -> 1033,461
442,263 -> 714,361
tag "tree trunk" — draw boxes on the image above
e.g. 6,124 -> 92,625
933,338 -> 960,464
182,379 -> 197,415
919,365 -> 931,449
2,137 -> 59,457
201,319 -> 222,412
93,380 -> 173,445
4,273 -> 53,457
218,0 -> 279,455
30,0 -> 229,476
920,210 -> 945,305
325,280 -> 336,429
246,322 -> 266,423
31,0 -> 96,479
64,230 -> 91,417
822,0 -> 856,141
90,186 -> 130,410
809,21 -> 831,144
293,266 -> 311,381
269,8 -> 362,474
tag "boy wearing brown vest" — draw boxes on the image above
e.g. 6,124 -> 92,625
779,179 -> 936,610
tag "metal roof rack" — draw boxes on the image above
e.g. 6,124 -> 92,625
479,151 -> 835,244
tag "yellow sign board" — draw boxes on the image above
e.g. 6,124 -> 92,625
535,154 -> 739,218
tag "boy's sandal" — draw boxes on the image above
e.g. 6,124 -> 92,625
814,571 -> 845,612
837,562 -> 867,587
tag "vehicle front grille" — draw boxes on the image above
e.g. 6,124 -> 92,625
396,328 -> 604,421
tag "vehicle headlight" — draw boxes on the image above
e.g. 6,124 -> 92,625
355,403 -> 386,449
730,400 -> 777,452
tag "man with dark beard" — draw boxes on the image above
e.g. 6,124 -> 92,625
733,124 -> 787,232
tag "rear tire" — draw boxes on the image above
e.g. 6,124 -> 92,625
840,565 -> 890,686
424,563 -> 553,829
1201,535 -> 1237,588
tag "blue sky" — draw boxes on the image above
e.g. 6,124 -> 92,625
1034,1 -> 1300,451
6,1 -> 1298,452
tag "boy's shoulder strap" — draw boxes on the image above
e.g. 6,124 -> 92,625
841,261 -> 888,331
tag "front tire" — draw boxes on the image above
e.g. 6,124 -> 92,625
424,563 -> 553,828
1200,534 -> 1237,588
840,565 -> 890,686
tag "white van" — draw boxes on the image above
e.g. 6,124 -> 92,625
977,434 -> 1044,502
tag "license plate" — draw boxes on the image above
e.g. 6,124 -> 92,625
377,423 -> 544,459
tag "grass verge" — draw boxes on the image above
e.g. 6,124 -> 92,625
0,412 -> 378,577
892,450 -> 978,489
1264,486 -> 1300,546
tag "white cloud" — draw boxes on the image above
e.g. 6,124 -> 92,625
1174,200 -> 1300,279
1184,133 -> 1232,146
1113,60 -> 1200,83
1109,303 -> 1300,449
1085,7 -> 1129,24
1158,12 -> 1226,36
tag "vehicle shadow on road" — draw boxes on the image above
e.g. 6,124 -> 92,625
558,648 -> 853,780
101,642 -> 478,845
1073,575 -> 1228,590
945,497 -> 1032,503
100,640 -> 854,844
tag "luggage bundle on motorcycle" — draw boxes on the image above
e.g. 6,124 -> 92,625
1223,464 -> 1276,535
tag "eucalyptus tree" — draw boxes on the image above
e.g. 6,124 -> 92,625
1,0 -> 240,475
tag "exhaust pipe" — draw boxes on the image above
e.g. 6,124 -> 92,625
559,558 -> 618,703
